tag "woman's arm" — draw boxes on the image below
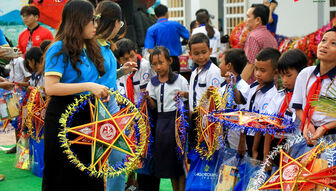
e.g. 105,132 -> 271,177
45,75 -> 109,100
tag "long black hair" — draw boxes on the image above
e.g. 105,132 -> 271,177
52,0 -> 105,77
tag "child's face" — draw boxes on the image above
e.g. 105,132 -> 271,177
317,31 -> 336,64
254,59 -> 276,85
151,53 -> 171,77
219,54 -> 230,77
118,50 -> 137,65
189,42 -> 212,67
279,68 -> 299,90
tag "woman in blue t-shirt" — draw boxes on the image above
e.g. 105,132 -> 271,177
42,1 -> 110,190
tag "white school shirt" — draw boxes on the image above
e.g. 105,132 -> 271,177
29,72 -> 45,96
117,58 -> 153,104
265,89 -> 295,120
147,74 -> 189,113
243,81 -> 277,136
9,57 -> 31,82
219,75 -> 249,150
189,61 -> 223,112
292,64 -> 336,127
243,81 -> 277,113
265,89 -> 297,138
218,75 -> 249,109
192,26 -> 221,59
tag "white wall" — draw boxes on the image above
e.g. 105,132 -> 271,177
248,0 -> 319,37
186,0 -> 219,29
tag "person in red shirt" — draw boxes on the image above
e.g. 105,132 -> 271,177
18,5 -> 53,54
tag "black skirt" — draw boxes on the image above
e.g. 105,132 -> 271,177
153,111 -> 184,178
42,96 -> 104,191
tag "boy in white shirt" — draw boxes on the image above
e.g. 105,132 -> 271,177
217,48 -> 249,153
240,47 -> 280,161
264,49 -> 307,163
114,38 -> 154,104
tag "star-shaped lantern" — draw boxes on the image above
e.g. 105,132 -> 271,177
195,90 -> 223,159
67,98 -> 137,171
259,145 -> 329,191
26,88 -> 49,141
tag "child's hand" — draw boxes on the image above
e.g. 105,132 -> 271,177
174,91 -> 185,100
0,81 -> 15,91
224,72 -> 236,87
303,123 -> 316,145
311,125 -> 328,142
122,61 -> 138,75
142,90 -> 150,100
206,86 -> 216,97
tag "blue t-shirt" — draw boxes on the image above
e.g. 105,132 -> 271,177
266,13 -> 278,34
0,29 -> 8,46
144,18 -> 189,56
96,39 -> 117,90
45,41 -> 100,85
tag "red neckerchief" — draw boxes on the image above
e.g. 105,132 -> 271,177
299,75 -> 328,131
279,90 -> 293,117
126,54 -> 142,103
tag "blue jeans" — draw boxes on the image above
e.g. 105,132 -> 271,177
105,96 -> 126,191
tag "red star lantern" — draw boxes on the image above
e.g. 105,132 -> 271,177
260,146 -> 320,190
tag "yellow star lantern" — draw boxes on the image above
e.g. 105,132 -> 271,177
194,88 -> 222,159
26,88 -> 49,141
58,91 -> 147,178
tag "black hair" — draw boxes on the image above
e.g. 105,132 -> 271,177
154,4 -> 168,18
270,0 -> 278,4
40,40 -> 52,53
251,4 -> 269,25
190,20 -> 197,31
188,33 -> 210,50
195,9 -> 209,16
24,47 -> 43,73
149,46 -> 175,83
20,5 -> 40,17
325,26 -> 336,34
196,13 -> 214,38
114,38 -> 137,59
277,49 -> 307,74
223,48 -> 248,74
256,47 -> 281,68
96,0 -> 123,48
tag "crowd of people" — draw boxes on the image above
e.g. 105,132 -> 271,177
0,0 -> 335,191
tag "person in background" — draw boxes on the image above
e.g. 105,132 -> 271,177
18,5 -> 53,54
241,4 -> 277,84
192,12 -> 221,65
263,0 -> 278,34
144,4 -> 189,73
